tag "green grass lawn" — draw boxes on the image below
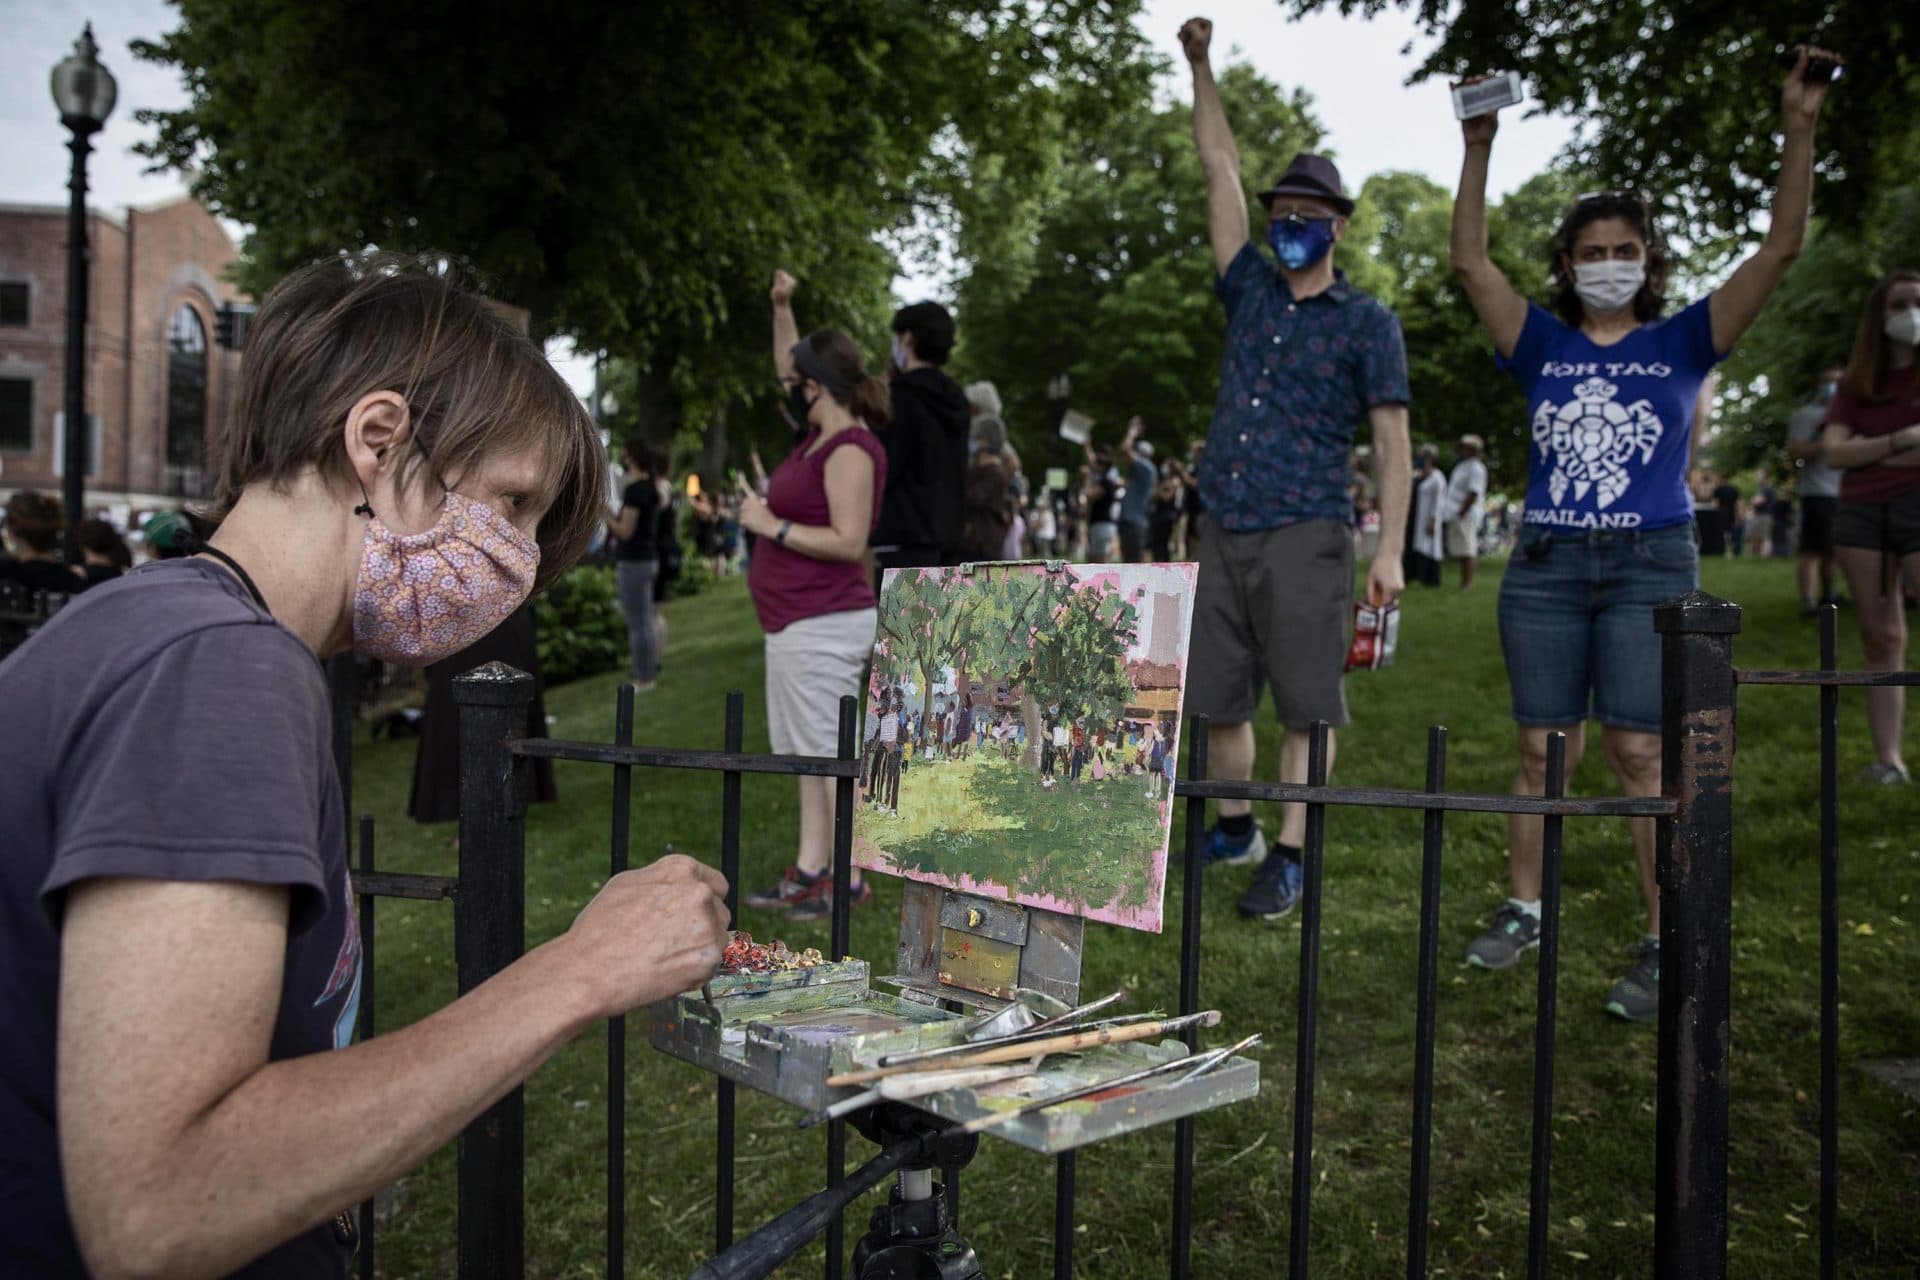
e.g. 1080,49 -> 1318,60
350,558 -> 1920,1279
861,750 -> 1169,923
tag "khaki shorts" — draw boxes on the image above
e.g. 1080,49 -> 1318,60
764,607 -> 877,756
1188,519 -> 1352,730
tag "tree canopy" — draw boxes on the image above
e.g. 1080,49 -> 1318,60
135,0 -> 1154,457
1285,0 -> 1914,245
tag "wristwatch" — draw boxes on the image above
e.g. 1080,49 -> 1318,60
776,519 -> 793,545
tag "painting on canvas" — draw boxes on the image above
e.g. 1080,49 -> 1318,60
853,562 -> 1196,932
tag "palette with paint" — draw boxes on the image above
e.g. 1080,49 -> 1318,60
650,883 -> 1259,1155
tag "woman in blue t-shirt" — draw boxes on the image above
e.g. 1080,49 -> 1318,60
1447,48 -> 1841,1022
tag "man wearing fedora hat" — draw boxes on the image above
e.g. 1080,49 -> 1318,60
1446,434 -> 1489,588
1179,16 -> 1412,922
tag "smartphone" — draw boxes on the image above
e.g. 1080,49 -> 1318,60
1452,71 -> 1525,120
1777,47 -> 1843,84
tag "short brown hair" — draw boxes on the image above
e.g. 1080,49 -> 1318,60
208,253 -> 603,589
1842,269 -> 1920,405
4,491 -> 62,554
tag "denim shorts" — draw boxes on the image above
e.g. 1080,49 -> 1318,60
1496,523 -> 1699,734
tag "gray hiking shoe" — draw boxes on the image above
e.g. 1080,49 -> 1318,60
1464,902 -> 1542,970
1604,939 -> 1661,1023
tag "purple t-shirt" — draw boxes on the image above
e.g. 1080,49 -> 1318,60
0,558 -> 358,1278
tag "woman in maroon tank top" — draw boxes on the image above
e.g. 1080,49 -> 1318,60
738,269 -> 892,918
1821,269 -> 1920,784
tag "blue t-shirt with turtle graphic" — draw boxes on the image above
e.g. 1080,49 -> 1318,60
1497,297 -> 1722,532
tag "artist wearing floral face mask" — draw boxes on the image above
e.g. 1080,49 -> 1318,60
1448,47 -> 1841,1022
1818,269 -> 1920,786
0,254 -> 729,1279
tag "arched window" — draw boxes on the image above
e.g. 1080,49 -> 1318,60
165,303 -> 208,495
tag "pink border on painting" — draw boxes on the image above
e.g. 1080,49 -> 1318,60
854,561 -> 1200,934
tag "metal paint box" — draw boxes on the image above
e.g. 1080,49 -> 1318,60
650,975 -> 1260,1152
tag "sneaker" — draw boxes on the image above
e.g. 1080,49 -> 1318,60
1463,902 -> 1543,970
742,866 -> 817,910
1860,761 -> 1912,786
1202,819 -> 1267,868
1799,598 -> 1819,619
786,875 -> 874,921
1236,846 -> 1304,920
1604,939 -> 1661,1023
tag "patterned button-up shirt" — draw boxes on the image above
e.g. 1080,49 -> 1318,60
1200,242 -> 1410,532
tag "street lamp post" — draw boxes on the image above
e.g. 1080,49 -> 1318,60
49,24 -> 117,563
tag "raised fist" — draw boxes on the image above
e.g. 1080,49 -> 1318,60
1178,17 -> 1212,64
1455,77 -> 1501,147
770,268 -> 798,306
1781,45 -> 1842,133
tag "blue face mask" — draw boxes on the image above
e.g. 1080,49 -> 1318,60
1267,214 -> 1336,270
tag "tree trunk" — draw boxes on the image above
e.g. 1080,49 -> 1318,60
696,408 -> 729,492
631,366 -> 682,458
1020,689 -> 1043,770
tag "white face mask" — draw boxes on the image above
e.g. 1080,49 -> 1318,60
1884,310 -> 1920,347
1572,260 -> 1647,315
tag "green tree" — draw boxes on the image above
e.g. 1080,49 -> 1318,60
1285,0 -> 1912,243
949,62 -> 1326,472
1706,185 -> 1920,478
134,0 -> 1154,469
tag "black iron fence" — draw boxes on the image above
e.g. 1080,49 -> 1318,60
338,591 -> 1908,1279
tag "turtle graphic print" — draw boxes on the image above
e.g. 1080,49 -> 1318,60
1531,375 -> 1664,511
1496,298 -> 1723,532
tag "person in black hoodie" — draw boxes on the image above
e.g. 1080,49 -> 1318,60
875,301 -> 971,572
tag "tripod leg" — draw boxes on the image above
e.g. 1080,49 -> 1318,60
690,1134 -> 923,1280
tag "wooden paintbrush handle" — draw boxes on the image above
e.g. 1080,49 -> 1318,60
825,1010 -> 1220,1087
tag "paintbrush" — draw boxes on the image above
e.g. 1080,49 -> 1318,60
796,1062 -> 1038,1129
1017,989 -> 1128,1037
825,1010 -> 1221,1088
955,1031 -> 1262,1137
876,1008 -> 1157,1072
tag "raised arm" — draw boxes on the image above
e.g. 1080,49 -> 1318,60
1182,18 -> 1248,278
1708,48 -> 1841,356
771,268 -> 800,382
1449,93 -> 1528,359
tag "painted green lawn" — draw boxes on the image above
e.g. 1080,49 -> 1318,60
863,751 -> 1167,920
351,560 -> 1920,1278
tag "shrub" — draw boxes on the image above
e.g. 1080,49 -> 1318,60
534,565 -> 626,686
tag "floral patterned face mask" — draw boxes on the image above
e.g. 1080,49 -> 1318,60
352,492 -> 541,665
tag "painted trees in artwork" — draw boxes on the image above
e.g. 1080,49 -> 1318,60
1023,581 -> 1140,731
877,568 -> 1140,772
876,570 -> 987,728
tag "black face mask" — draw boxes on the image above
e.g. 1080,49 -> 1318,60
786,381 -> 816,436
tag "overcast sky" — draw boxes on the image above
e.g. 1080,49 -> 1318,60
3,0 -> 1578,395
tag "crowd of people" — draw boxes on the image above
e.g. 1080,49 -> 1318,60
0,7 -> 1899,1273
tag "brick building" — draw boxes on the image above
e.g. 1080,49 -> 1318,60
0,196 -> 243,513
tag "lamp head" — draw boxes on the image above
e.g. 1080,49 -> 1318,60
51,23 -> 118,131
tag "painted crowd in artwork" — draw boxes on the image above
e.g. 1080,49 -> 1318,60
852,563 -> 1196,932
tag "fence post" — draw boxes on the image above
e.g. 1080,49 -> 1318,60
1652,591 -> 1741,1280
453,662 -> 535,1280
327,652 -> 357,816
